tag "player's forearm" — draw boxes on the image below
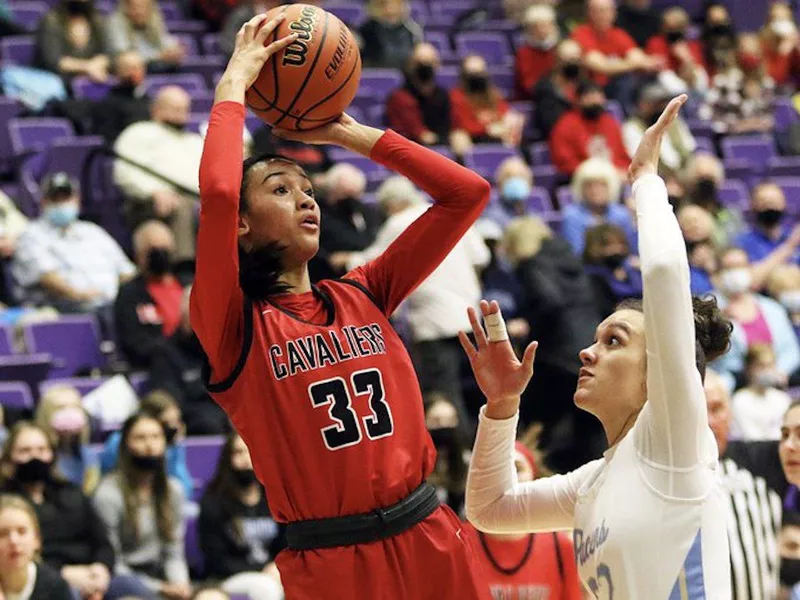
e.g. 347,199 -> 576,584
215,73 -> 248,105
484,396 -> 521,420
336,122 -> 384,158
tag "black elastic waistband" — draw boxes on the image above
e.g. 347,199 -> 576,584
286,482 -> 440,550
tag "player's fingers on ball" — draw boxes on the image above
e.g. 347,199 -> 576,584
265,32 -> 299,56
458,331 -> 477,362
257,13 -> 286,43
467,307 -> 488,348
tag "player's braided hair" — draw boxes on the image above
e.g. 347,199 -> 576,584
616,295 -> 733,381
237,153 -> 305,300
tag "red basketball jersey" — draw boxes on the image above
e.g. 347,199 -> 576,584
208,278 -> 435,522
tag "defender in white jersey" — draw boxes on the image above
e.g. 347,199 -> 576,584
459,96 -> 733,599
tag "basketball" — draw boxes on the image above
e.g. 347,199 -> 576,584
246,4 -> 362,131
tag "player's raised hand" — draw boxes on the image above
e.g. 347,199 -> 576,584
628,94 -> 687,183
459,300 -> 537,421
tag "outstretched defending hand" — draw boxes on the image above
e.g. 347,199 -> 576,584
459,300 -> 537,420
628,94 -> 687,183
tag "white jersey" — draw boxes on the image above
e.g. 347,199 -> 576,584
465,174 -> 732,599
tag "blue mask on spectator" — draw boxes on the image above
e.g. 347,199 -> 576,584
44,202 -> 79,228
501,177 -> 531,205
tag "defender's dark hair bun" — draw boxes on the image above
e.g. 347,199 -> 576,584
693,295 -> 733,363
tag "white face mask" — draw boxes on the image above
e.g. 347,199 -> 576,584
772,19 -> 797,37
720,268 -> 752,296
780,290 -> 800,314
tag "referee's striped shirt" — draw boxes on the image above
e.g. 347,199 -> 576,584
722,440 -> 787,600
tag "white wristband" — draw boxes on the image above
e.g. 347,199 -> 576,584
484,311 -> 508,342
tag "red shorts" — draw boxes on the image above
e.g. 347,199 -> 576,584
276,505 -> 492,600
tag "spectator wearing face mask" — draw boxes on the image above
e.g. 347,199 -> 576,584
114,86 -> 204,262
561,157 -> 635,256
11,173 -> 136,313
358,0 -> 422,70
0,422 -> 152,600
514,5 -> 561,100
34,385 -> 93,491
386,43 -> 452,146
644,7 -> 709,96
769,265 -> 800,338
684,153 -> 744,249
548,80 -> 630,177
483,156 -> 534,228
780,513 -> 800,599
737,183 -> 800,267
425,395 -> 469,516
760,2 -> 800,91
583,223 -> 642,318
730,344 -> 792,441
701,2 -> 737,77
615,0 -> 661,48
532,39 -> 584,139
91,51 -> 150,143
713,247 -> 800,392
677,204 -> 717,295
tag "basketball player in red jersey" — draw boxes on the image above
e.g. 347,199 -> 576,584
190,13 -> 492,600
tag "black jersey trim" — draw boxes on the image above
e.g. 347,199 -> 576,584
336,278 -> 385,313
204,296 -> 254,393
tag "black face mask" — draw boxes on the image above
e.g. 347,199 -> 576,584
130,454 -> 164,472
603,253 -> 627,269
581,104 -> 604,120
561,62 -> 580,80
339,196 -> 361,213
146,247 -> 172,277
465,75 -> 489,94
163,426 -> 179,445
233,468 -> 257,486
65,0 -> 91,15
694,178 -> 718,204
414,63 -> 435,84
756,208 -> 784,228
665,30 -> 685,44
706,23 -> 732,38
429,427 -> 458,448
14,458 -> 52,484
685,238 -> 711,255
781,557 -> 800,587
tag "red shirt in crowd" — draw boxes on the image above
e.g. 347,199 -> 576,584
450,88 -> 510,139
465,525 -> 583,600
514,45 -> 557,99
548,108 -> 630,175
145,278 -> 184,337
572,24 -> 637,86
762,42 -> 800,85
645,35 -> 706,73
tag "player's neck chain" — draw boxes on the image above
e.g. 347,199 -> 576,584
479,532 -> 535,576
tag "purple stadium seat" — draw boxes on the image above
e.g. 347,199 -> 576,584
723,158 -> 758,187
201,33 -> 221,56
435,65 -> 459,90
0,354 -> 51,400
359,69 -> 404,101
687,119 -> 716,139
0,35 -> 35,65
768,156 -> 800,178
721,134 -> 776,174
184,435 -> 225,499
0,98 -> 23,172
717,179 -> 749,212
772,178 -> 800,213
424,30 -> 455,62
492,66 -> 514,97
9,1 -> 48,30
556,186 -> 574,207
0,325 -> 12,355
71,76 -> 117,101
366,104 -> 385,128
39,376 -> 109,398
159,2 -> 182,21
143,73 -> 207,96
184,514 -> 203,573
165,20 -> 207,35
23,315 -> 105,378
8,117 -> 74,155
775,97 -> 799,132
172,33 -> 199,56
455,32 -> 512,66
181,55 -> 226,88
463,146 -> 519,180
185,113 -> 205,134
324,3 -> 366,25
189,90 -> 215,114
345,105 -> 365,125
528,186 -> 554,214
694,136 -> 715,155
529,142 -> 551,166
428,1 -> 476,27
409,1 -> 428,24
532,164 -> 560,193
430,145 -> 455,161
726,0 -> 768,33
0,382 -> 34,410
128,371 -> 151,396
605,100 -> 624,123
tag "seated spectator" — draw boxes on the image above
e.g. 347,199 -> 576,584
450,55 -> 521,156
0,190 -> 28,305
359,0 -> 422,70
622,82 -> 695,184
645,7 -> 708,96
684,153 -> 744,249
713,247 -> 800,392
701,2 -> 737,77
760,2 -> 800,91
106,0 -> 184,73
548,80 -> 630,176
93,413 -> 191,600
532,39 -> 584,139
192,0 -> 239,31
571,0 -> 661,109
562,157 -> 635,255
386,43 -> 452,146
477,220 -> 526,336
425,395 -> 468,514
91,51 -> 150,143
0,494 -> 72,599
11,173 -> 135,313
34,385 -> 93,490
220,1 -> 278,58
731,344 -> 792,440
114,86 -> 203,262
583,223 -> 642,317
199,432 -> 284,600
768,264 -> 800,336
780,513 -> 800,599
514,5 -> 560,100
35,0 -> 110,82
0,422 -> 153,600
615,0 -> 661,48
483,156 -> 534,228
737,182 -> 800,265
677,204 -> 718,295
465,440 -> 582,599
99,391 -> 193,500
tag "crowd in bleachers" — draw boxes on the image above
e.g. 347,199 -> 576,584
1,0 -> 800,597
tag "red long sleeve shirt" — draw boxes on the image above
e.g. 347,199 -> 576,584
572,24 -> 637,86
514,45 -> 557,99
645,36 -> 707,73
449,88 -> 510,139
548,108 -> 630,175
190,102 -> 490,523
762,42 -> 800,86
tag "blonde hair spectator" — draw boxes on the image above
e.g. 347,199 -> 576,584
571,157 -> 621,205
502,216 -> 552,265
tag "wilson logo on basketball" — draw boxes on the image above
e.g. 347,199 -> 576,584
282,6 -> 317,67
